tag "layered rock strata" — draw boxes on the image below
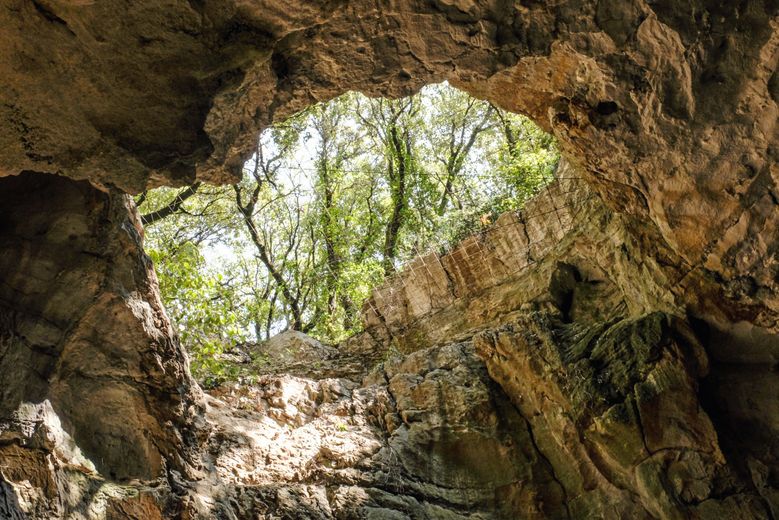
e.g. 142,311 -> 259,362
360,168 -> 779,518
0,0 -> 778,518
1,0 -> 777,323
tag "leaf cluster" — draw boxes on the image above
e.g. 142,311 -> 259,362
138,83 -> 559,383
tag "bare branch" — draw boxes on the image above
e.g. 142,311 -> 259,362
141,182 -> 202,226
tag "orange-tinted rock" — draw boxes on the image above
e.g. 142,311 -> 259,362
0,1 -> 778,518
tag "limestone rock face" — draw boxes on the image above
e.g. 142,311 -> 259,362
0,328 -> 570,518
5,285 -> 776,518
358,163 -> 779,518
0,1 -> 778,518
3,174 -> 777,518
364,161 -> 692,351
0,401 -> 180,519
473,313 -> 768,519
248,330 -> 340,373
0,173 -> 202,484
195,341 -> 567,519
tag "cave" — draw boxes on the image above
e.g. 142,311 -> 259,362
0,1 -> 778,518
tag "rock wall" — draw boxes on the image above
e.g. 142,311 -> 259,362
1,0 -> 777,323
473,311 -> 778,518
357,165 -> 779,518
363,160 -> 703,349
0,173 -> 202,488
0,0 -> 778,518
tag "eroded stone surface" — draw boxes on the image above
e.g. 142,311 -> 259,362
0,173 -> 202,483
358,161 -> 779,518
473,312 -> 772,519
194,342 -> 566,519
0,165 -> 776,518
364,160 -> 696,351
0,334 -> 569,519
5,296 -> 775,517
1,0 -> 777,325
1,2 -> 778,518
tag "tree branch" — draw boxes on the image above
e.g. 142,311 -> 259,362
141,183 -> 202,226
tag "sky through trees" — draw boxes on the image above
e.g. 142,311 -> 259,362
137,82 -> 560,383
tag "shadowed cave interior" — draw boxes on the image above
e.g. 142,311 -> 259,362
0,1 -> 778,518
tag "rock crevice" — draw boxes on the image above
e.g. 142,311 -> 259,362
0,1 -> 778,517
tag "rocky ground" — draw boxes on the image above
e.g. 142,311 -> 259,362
200,338 -> 563,519
2,173 -> 777,518
1,1 -> 778,517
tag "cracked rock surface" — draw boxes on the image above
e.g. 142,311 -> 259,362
196,341 -> 566,519
1,1 -> 778,518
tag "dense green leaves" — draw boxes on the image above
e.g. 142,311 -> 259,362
148,243 -> 246,384
138,83 -> 559,383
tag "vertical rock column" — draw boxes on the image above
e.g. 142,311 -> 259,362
0,172 -> 200,482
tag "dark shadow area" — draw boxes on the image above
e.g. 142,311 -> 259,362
0,172 -> 191,482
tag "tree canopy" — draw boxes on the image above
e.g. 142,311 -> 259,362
137,82 -> 559,384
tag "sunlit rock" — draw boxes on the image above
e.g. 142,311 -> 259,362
0,1 -> 777,517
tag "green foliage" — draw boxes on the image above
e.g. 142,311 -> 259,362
139,82 -> 559,384
148,242 -> 247,385
491,112 -> 560,201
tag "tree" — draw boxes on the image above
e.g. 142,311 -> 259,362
233,125 -> 320,333
139,183 -> 202,226
309,96 -> 363,330
138,82 -> 560,384
422,85 -> 495,216
489,103 -> 559,202
357,96 -> 423,275
148,241 -> 246,384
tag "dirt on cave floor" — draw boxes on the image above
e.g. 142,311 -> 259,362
1,0 -> 779,517
2,172 -> 778,519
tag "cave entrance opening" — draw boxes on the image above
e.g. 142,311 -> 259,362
136,82 -> 559,387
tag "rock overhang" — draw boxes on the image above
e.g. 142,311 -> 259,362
2,1 -> 777,325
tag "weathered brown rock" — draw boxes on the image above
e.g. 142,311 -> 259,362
473,312 -> 771,518
365,210 -> 777,517
1,175 -> 778,517
0,1 -> 778,518
183,337 -> 570,519
359,160 -> 779,518
0,173 -> 202,485
364,161 -> 688,351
